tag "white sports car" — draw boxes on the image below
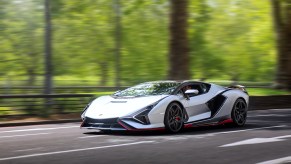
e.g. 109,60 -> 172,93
81,81 -> 249,133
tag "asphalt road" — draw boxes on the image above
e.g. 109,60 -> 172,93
0,109 -> 291,164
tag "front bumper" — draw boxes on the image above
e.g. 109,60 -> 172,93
80,117 -> 165,131
81,117 -> 126,130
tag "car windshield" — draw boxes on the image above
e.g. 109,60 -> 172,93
113,82 -> 180,97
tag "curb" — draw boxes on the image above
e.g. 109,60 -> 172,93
0,119 -> 81,127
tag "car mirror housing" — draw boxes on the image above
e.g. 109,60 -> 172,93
185,89 -> 199,95
113,90 -> 121,95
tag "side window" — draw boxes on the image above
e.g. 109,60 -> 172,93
177,90 -> 184,96
188,83 -> 210,95
200,83 -> 211,93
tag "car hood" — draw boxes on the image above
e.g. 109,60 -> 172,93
84,95 -> 168,119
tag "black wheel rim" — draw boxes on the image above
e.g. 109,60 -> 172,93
234,100 -> 247,125
167,104 -> 183,132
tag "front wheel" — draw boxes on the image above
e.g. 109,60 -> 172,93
164,102 -> 184,133
231,98 -> 247,127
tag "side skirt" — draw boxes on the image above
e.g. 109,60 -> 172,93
184,118 -> 233,128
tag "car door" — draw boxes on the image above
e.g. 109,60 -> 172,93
183,84 -> 212,122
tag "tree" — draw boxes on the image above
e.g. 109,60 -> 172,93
189,0 -> 216,81
0,0 -> 43,87
113,0 -> 122,87
0,0 -> 279,86
271,0 -> 291,90
44,0 -> 53,94
168,0 -> 190,80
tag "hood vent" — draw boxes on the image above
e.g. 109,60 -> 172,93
110,101 -> 127,103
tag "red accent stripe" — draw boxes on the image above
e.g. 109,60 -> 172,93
118,121 -> 132,130
142,127 -> 165,131
80,121 -> 85,128
218,118 -> 233,125
193,123 -> 215,127
184,124 -> 193,128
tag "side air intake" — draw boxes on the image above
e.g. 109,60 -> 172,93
206,95 -> 226,117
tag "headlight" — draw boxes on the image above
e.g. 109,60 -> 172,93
81,102 -> 91,120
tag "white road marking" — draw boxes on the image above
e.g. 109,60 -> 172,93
182,125 -> 287,138
220,135 -> 291,147
257,156 -> 291,164
273,135 -> 291,139
0,141 -> 156,161
0,126 -> 79,134
106,139 -> 135,143
0,133 -> 50,139
161,137 -> 188,141
211,125 -> 287,135
188,125 -> 287,139
248,114 -> 288,117
248,108 -> 291,112
15,148 -> 43,152
146,125 -> 287,141
267,108 -> 291,111
78,135 -> 106,139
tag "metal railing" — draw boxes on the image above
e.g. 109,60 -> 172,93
0,94 -> 94,118
249,95 -> 291,110
0,86 -> 128,94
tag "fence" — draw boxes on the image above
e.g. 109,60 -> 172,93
0,86 -> 128,94
0,94 -> 94,118
249,95 -> 291,110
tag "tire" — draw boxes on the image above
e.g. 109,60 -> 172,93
231,98 -> 247,127
164,102 -> 184,133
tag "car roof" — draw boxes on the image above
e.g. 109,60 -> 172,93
144,80 -> 210,85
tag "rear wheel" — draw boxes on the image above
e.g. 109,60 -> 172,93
164,102 -> 184,133
231,98 -> 247,127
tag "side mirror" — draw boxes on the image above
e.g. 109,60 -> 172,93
113,90 -> 121,95
185,89 -> 199,95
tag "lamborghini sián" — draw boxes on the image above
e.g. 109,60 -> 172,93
81,81 -> 249,133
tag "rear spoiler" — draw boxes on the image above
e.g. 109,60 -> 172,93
228,85 -> 248,94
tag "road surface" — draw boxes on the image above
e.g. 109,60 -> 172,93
0,108 -> 291,164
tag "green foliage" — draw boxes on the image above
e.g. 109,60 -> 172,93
0,0 -> 277,87
248,88 -> 291,96
189,0 -> 276,81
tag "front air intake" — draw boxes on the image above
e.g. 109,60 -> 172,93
133,109 -> 151,125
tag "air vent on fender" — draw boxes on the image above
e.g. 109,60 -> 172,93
206,95 -> 226,117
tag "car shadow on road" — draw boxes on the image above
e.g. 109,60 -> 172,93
82,122 -> 290,137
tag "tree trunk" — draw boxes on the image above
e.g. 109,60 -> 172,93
27,68 -> 36,87
272,0 -> 291,90
113,0 -> 121,87
285,0 -> 291,90
44,0 -> 53,94
271,0 -> 287,88
43,0 -> 53,116
168,0 -> 190,80
99,61 -> 108,86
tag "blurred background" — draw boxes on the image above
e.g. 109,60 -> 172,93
0,0 -> 291,119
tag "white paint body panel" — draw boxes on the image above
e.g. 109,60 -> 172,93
84,95 -> 168,119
